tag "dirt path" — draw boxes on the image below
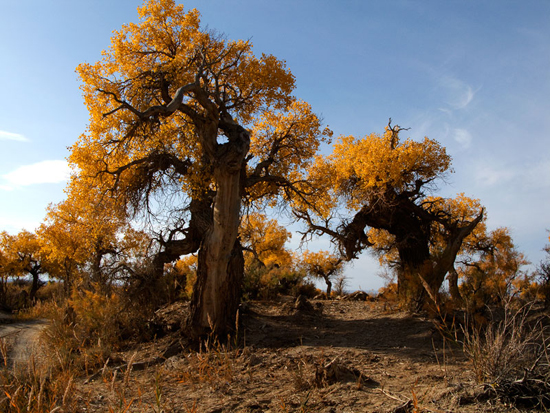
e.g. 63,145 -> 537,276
0,314 -> 48,369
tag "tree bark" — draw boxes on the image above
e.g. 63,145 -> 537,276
397,241 -> 431,312
324,277 -> 332,297
29,268 -> 40,303
188,118 -> 249,338
188,168 -> 245,338
447,266 -> 462,303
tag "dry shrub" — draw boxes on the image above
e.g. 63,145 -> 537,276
42,286 -> 155,376
0,364 -> 76,412
243,267 -> 308,300
175,338 -> 236,387
462,302 -> 550,409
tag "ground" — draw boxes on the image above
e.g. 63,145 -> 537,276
0,298 -> 529,412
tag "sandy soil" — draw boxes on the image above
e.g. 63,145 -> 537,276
69,298 -> 519,413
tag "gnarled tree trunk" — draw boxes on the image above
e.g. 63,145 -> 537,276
188,120 -> 249,339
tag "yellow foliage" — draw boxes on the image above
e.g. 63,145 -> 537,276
307,127 -> 451,214
71,0 -> 297,202
240,212 -> 292,269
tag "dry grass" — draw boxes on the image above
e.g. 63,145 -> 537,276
461,302 -> 550,409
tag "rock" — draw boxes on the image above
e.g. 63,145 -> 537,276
344,291 -> 370,301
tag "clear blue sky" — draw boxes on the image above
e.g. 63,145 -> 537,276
1,1 -> 549,291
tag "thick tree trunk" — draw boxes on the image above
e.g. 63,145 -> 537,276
397,240 -> 431,312
188,162 -> 246,339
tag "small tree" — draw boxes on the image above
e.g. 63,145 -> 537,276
537,234 -> 550,307
0,230 -> 48,302
300,250 -> 345,297
457,227 -> 529,309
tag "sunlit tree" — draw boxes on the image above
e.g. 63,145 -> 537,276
457,227 -> 529,308
299,250 -> 345,296
296,122 -> 483,310
69,0 -> 329,337
0,230 -> 47,302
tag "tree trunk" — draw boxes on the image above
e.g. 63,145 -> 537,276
188,163 -> 245,339
447,266 -> 463,304
397,240 -> 431,312
324,277 -> 332,297
29,269 -> 40,302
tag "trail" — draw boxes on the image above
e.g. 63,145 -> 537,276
0,314 -> 48,369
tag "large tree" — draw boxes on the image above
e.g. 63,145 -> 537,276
70,0 -> 329,337
296,123 -> 484,310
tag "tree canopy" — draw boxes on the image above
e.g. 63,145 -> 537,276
296,122 -> 484,309
69,0 -> 329,337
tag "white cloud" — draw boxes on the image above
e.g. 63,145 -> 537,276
474,163 -> 516,187
2,160 -> 71,188
473,159 -> 550,190
453,128 -> 472,149
0,130 -> 28,142
438,76 -> 479,111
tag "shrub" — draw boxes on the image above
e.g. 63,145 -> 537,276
462,302 -> 550,409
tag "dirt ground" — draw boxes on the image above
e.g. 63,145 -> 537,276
0,313 -> 48,370
56,297 -> 526,413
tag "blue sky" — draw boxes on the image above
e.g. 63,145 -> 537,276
1,1 -> 549,291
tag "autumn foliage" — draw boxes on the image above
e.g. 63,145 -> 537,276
0,0 -> 546,345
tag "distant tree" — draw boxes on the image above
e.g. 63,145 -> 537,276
457,227 -> 529,308
0,230 -> 47,302
295,122 -> 483,310
537,234 -> 550,307
69,0 -> 329,337
240,212 -> 293,271
300,250 -> 345,297
240,213 -> 299,298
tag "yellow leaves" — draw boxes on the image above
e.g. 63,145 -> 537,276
0,230 -> 43,277
72,0 -> 301,214
323,130 -> 451,210
300,250 -> 343,280
240,212 -> 292,269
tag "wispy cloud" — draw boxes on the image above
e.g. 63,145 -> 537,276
453,128 -> 472,149
0,216 -> 41,234
473,159 -> 550,190
0,130 -> 28,142
438,76 -> 479,111
474,163 -> 515,187
1,160 -> 71,189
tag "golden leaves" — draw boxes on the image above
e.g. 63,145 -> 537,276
325,130 -> 451,210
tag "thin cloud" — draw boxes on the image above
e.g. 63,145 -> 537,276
453,128 -> 472,149
2,160 -> 71,189
473,159 -> 550,190
0,130 -> 28,142
438,76 -> 479,111
474,163 -> 515,187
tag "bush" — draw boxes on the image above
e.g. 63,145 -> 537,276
462,302 -> 550,409
242,266 -> 307,300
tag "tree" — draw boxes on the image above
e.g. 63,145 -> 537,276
538,234 -> 550,306
300,250 -> 344,297
240,212 -> 292,270
457,227 -> 529,309
240,212 -> 298,298
296,122 -> 484,310
0,230 -> 47,302
70,0 -> 329,337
